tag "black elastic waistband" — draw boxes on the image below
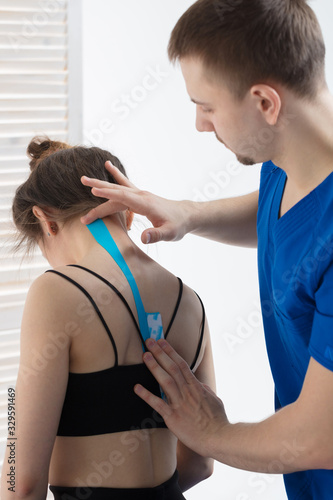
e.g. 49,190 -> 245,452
49,470 -> 183,500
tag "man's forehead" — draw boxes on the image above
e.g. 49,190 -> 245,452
181,56 -> 230,90
180,58 -> 219,101
180,56 -> 206,78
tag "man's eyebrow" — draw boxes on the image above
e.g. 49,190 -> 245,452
190,98 -> 210,106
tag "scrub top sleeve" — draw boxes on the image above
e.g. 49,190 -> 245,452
309,261 -> 333,371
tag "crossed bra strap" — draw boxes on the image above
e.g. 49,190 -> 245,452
45,267 -> 205,370
68,264 -> 184,342
45,269 -> 121,365
44,268 -> 188,366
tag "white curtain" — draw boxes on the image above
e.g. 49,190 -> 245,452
0,0 -> 74,467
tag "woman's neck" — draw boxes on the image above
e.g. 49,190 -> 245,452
55,215 -> 135,267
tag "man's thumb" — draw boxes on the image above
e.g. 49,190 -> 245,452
141,228 -> 164,244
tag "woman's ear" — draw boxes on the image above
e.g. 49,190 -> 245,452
32,206 -> 58,236
126,209 -> 134,231
32,205 -> 46,222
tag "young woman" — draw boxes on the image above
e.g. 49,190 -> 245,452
0,137 -> 215,500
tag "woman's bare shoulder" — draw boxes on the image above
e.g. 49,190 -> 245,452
23,268 -> 87,331
179,280 -> 205,317
28,267 -> 79,297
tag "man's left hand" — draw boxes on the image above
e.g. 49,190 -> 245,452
134,338 -> 229,457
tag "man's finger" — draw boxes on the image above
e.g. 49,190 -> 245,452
81,184 -> 149,224
81,172 -> 136,192
142,351 -> 182,400
104,161 -> 136,188
81,200 -> 128,224
134,384 -> 173,418
156,339 -> 198,385
141,228 -> 165,245
141,224 -> 176,245
143,340 -> 202,403
81,175 -> 131,190
88,186 -> 153,218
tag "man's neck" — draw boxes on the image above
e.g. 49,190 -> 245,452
273,87 -> 333,193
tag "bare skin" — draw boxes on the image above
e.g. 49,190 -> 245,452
77,57 -> 333,474
81,163 -> 259,247
0,213 -> 215,500
80,59 -> 333,247
135,340 -> 333,473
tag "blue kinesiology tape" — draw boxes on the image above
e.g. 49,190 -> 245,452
87,219 -> 166,400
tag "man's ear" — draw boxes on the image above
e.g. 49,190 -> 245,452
126,210 -> 134,231
32,206 -> 58,236
250,84 -> 282,126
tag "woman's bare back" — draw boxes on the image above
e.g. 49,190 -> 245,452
48,240 -> 207,488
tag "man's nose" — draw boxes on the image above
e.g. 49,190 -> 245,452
195,107 -> 215,133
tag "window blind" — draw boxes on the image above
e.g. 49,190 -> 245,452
0,0 -> 70,470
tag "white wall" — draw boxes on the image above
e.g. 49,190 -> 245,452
79,1 -> 333,499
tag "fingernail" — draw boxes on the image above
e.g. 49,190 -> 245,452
143,352 -> 153,362
146,233 -> 151,244
158,340 -> 167,348
134,384 -> 143,394
146,339 -> 155,348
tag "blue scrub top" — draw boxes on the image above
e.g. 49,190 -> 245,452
257,161 -> 333,499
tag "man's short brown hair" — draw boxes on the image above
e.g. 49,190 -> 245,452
168,0 -> 326,100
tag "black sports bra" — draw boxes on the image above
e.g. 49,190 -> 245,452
45,264 -> 206,437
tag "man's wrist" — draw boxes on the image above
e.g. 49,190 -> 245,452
181,200 -> 203,236
203,419 -> 232,459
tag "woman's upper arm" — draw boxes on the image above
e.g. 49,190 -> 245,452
192,313 -> 216,391
14,274 -> 72,493
176,318 -> 215,489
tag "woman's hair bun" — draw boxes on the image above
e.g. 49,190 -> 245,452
27,136 -> 70,171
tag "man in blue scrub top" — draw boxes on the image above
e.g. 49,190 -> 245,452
81,1 -> 333,498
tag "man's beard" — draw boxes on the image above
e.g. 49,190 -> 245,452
235,154 -> 256,166
215,133 -> 256,166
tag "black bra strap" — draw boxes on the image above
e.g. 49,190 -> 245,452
69,265 -> 183,346
67,264 -> 141,335
190,292 -> 206,371
165,277 -> 183,338
45,270 -> 118,366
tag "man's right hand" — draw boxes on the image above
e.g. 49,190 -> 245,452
81,161 -> 193,244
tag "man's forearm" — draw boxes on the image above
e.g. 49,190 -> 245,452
206,402 -> 330,474
185,190 -> 259,247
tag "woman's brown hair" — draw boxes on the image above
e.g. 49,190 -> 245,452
12,136 -> 128,254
